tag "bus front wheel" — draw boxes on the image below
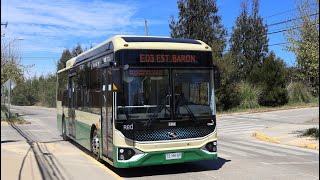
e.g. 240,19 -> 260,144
91,127 -> 101,161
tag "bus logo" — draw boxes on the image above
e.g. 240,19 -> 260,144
168,132 -> 177,139
123,123 -> 134,130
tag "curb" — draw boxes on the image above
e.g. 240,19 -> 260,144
253,131 -> 319,150
252,132 -> 280,144
298,144 -> 319,150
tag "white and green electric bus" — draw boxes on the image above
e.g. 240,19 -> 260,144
57,35 -> 220,168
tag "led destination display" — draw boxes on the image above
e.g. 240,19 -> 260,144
117,50 -> 212,67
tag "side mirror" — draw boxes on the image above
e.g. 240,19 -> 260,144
213,65 -> 221,90
112,69 -> 122,91
111,65 -> 129,91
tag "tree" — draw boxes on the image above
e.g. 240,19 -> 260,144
284,0 -> 319,94
258,51 -> 289,106
57,49 -> 72,71
1,39 -> 24,85
229,0 -> 268,81
215,52 -> 241,110
169,0 -> 227,58
72,43 -> 84,57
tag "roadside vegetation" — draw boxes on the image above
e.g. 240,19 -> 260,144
301,127 -> 319,140
1,104 -> 28,124
2,0 -> 318,112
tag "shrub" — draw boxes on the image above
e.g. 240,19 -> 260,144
259,87 -> 288,106
287,82 -> 313,103
237,81 -> 261,109
257,51 -> 289,107
301,127 -> 319,140
216,83 -> 240,111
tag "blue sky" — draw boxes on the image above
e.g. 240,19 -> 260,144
1,0 -> 297,77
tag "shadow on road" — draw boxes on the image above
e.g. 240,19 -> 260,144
109,158 -> 231,178
18,113 -> 38,116
8,122 -> 67,180
68,137 -> 231,178
1,140 -> 22,143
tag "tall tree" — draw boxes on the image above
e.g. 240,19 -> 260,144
258,51 -> 289,106
229,0 -> 268,81
169,0 -> 227,58
1,39 -> 24,84
284,0 -> 319,94
72,43 -> 84,57
57,49 -> 72,71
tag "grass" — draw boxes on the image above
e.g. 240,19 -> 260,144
218,97 -> 319,115
301,127 -> 319,140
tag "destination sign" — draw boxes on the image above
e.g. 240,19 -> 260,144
139,54 -> 197,63
117,50 -> 212,67
128,69 -> 165,76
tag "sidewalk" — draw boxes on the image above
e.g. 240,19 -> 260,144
1,124 -> 42,180
253,123 -> 319,150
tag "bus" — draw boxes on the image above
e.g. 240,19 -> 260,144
56,35 -> 220,168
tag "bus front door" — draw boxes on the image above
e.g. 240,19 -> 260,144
101,68 -> 113,160
68,76 -> 76,138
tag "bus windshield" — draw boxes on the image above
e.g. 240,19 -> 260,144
173,69 -> 213,119
117,68 -> 214,122
117,69 -> 170,121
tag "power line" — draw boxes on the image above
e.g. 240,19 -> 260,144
268,22 -> 319,35
268,13 -> 318,27
263,8 -> 297,19
216,42 -> 292,53
226,3 -> 316,29
224,13 -> 319,37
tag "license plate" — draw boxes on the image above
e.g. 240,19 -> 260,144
165,152 -> 182,160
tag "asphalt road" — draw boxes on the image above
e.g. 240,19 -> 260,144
1,106 -> 319,180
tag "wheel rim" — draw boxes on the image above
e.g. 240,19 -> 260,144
62,120 -> 66,136
91,130 -> 99,159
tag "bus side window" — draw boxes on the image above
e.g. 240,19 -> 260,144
62,90 -> 68,107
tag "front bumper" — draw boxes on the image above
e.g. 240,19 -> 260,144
113,147 -> 218,168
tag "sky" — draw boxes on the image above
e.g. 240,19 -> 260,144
1,0 -> 298,78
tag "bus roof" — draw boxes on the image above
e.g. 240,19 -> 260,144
63,35 -> 212,69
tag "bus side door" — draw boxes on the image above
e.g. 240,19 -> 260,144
68,75 -> 76,138
101,67 -> 113,160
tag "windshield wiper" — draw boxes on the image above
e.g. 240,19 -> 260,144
175,94 -> 198,124
144,95 -> 170,127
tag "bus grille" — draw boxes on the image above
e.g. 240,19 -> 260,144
123,126 -> 215,141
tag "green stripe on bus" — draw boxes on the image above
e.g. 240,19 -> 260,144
113,148 -> 217,168
75,120 -> 92,150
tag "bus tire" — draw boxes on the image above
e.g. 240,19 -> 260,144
62,117 -> 69,141
91,127 -> 101,161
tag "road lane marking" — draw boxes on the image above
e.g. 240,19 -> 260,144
261,161 -> 318,165
217,152 -> 231,158
248,139 -> 320,154
219,141 -> 285,156
218,147 -> 258,157
218,125 -> 265,131
218,128 -> 265,133
234,141 -> 310,156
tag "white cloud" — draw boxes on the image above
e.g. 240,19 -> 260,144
1,0 -> 158,55
1,0 -> 169,76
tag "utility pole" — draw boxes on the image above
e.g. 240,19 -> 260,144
1,22 -> 8,28
145,19 -> 148,36
1,22 -> 8,37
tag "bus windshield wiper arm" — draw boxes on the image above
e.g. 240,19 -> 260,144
144,95 -> 170,127
175,94 -> 197,123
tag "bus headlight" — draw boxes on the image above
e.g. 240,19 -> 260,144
118,147 -> 135,160
201,141 -> 217,152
